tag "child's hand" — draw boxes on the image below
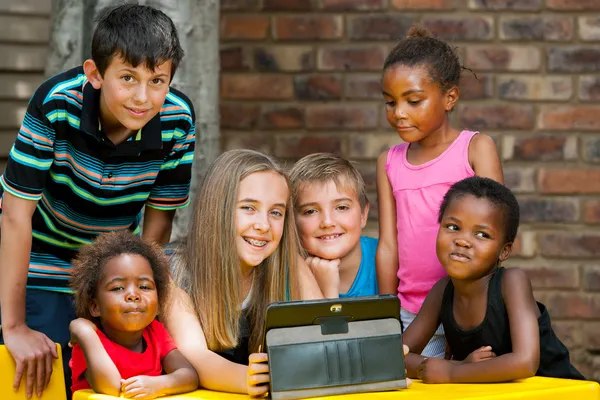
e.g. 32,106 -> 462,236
305,256 -> 340,298
416,357 -> 454,384
68,318 -> 97,348
463,346 -> 496,363
247,351 -> 269,398
120,376 -> 162,399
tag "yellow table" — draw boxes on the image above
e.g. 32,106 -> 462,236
73,376 -> 600,399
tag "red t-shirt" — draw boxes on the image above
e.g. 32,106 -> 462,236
70,319 -> 177,393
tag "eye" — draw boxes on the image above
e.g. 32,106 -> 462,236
336,205 -> 350,211
475,232 -> 491,239
385,100 -> 395,107
121,75 -> 134,82
270,209 -> 284,217
240,205 -> 254,212
445,223 -> 459,231
151,78 -> 165,85
303,208 -> 317,215
139,284 -> 153,290
110,286 -> 124,291
408,99 -> 421,105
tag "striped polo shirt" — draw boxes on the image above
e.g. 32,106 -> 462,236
0,66 -> 195,292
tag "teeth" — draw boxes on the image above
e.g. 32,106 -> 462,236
245,238 -> 267,247
321,235 -> 340,240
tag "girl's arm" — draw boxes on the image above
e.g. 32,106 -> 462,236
162,287 -> 250,394
402,278 -> 447,378
420,269 -> 540,383
69,318 -> 121,396
376,151 -> 400,294
469,133 -> 504,183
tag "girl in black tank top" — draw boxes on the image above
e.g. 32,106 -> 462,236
402,177 -> 585,383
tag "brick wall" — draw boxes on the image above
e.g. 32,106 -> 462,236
221,0 -> 600,378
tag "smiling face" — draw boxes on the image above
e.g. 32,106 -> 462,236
382,64 -> 457,143
436,195 -> 512,281
235,171 -> 289,275
84,56 -> 172,136
295,179 -> 368,262
91,253 -> 158,334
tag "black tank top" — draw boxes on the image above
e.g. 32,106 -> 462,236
440,267 -> 584,380
216,312 -> 251,365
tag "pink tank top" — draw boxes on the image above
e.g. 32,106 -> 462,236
386,130 -> 477,313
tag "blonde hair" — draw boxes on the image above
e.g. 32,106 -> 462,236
172,149 -> 299,353
289,153 -> 369,210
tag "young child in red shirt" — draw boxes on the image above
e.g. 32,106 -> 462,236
68,231 -> 198,398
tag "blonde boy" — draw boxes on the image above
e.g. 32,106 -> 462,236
290,153 -> 378,298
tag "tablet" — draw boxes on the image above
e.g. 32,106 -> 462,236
264,295 -> 400,337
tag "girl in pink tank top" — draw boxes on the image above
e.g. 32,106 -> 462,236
376,25 -> 504,357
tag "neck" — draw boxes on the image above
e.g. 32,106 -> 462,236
100,322 -> 145,352
415,119 -> 458,149
338,238 -> 362,274
451,269 -> 496,300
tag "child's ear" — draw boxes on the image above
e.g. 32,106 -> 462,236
89,300 -> 101,318
360,203 -> 370,229
83,59 -> 103,90
498,242 -> 513,263
444,86 -> 460,112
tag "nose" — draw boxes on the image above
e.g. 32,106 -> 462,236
319,209 -> 335,229
133,84 -> 148,104
394,105 -> 407,120
253,212 -> 270,232
454,237 -> 472,249
125,289 -> 141,302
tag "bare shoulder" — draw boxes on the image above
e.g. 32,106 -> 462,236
429,276 -> 451,301
377,149 -> 389,167
500,268 -> 536,308
469,132 -> 498,153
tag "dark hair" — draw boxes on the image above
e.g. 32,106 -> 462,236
92,3 -> 184,79
383,25 -> 461,92
438,177 -> 520,243
70,231 -> 171,322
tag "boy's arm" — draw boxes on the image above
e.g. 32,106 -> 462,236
469,133 -> 504,183
376,151 -> 399,294
0,192 -> 58,399
69,318 -> 121,396
402,278 -> 447,378
142,207 -> 176,246
421,269 -> 540,383
296,255 -> 325,300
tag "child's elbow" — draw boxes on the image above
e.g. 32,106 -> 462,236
516,355 -> 539,379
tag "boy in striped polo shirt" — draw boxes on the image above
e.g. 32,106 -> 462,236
0,4 -> 195,398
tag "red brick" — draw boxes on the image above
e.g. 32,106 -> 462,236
224,132 -> 271,154
521,265 -> 579,289
582,137 -> 600,163
274,16 -> 342,41
221,74 -> 293,100
274,134 -> 344,158
539,169 -> 600,194
348,15 -> 415,40
460,74 -> 493,100
465,46 -> 541,72
421,16 -> 494,41
348,132 -> 401,159
262,0 -> 315,10
538,105 -> 600,131
458,104 -> 534,130
504,167 -> 536,193
583,322 -> 600,351
355,162 -> 377,191
536,292 -> 600,319
552,321 -> 583,350
294,74 -> 342,100
546,0 -> 600,10
220,15 -> 270,40
320,0 -> 385,10
221,0 -> 259,10
391,0 -> 459,9
345,74 -> 383,100
468,0 -> 541,9
579,75 -> 600,101
220,47 -> 250,71
539,232 -> 600,259
503,135 -> 577,161
500,16 -> 572,41
583,266 -> 600,291
518,197 -> 579,223
579,17 -> 600,41
318,46 -> 386,71
220,104 -> 259,129
253,46 -> 314,72
259,105 -> 304,130
510,231 -> 537,258
497,75 -> 572,101
548,46 -> 600,73
584,200 -> 600,224
306,104 -> 378,130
